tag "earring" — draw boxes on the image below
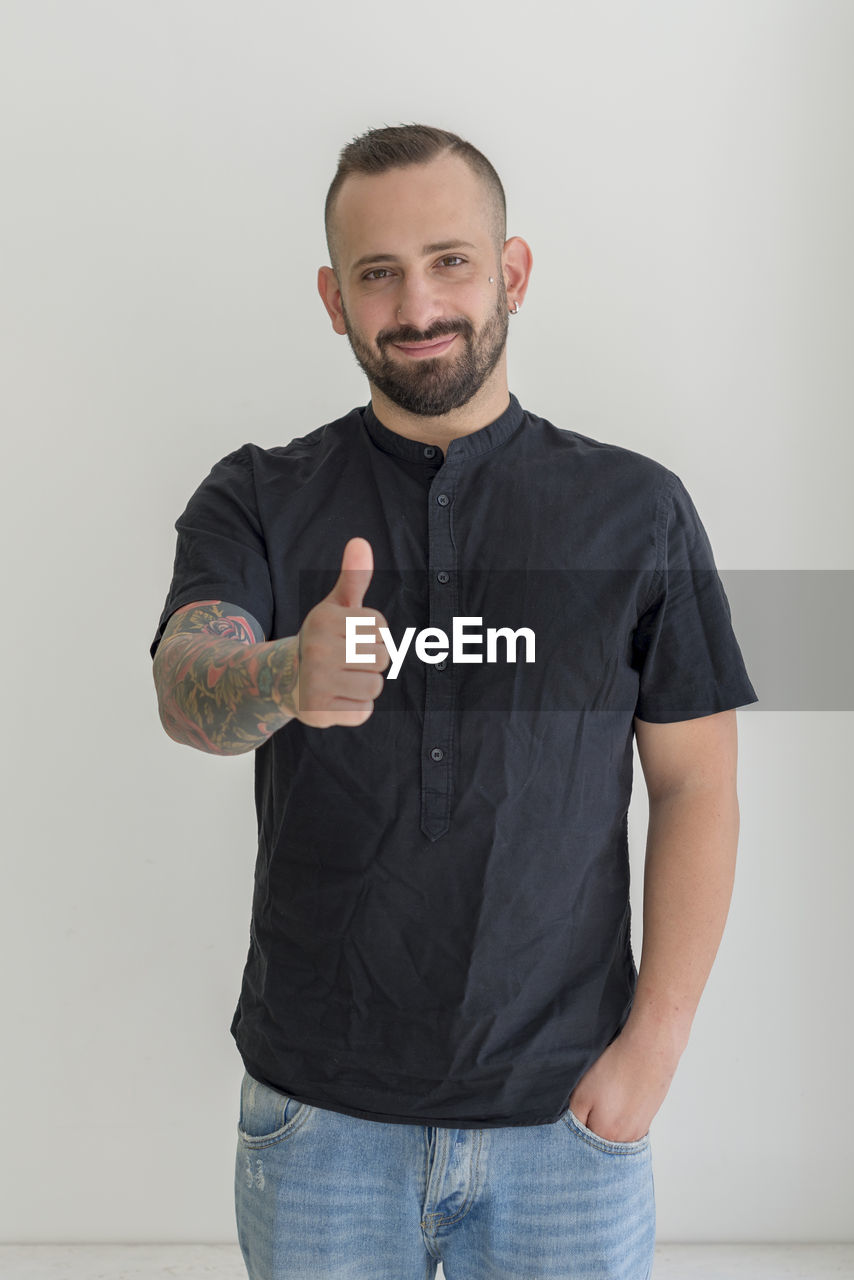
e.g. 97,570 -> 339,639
511,301 -> 520,314
489,277 -> 494,283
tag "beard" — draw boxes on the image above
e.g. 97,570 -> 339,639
340,282 -> 510,417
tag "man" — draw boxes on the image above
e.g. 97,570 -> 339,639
151,124 -> 758,1280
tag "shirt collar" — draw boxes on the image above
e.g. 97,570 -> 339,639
361,392 -> 525,464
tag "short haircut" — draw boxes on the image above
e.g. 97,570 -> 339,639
324,123 -> 507,278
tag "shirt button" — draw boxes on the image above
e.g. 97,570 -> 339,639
437,493 -> 450,506
436,659 -> 447,671
437,571 -> 450,583
423,445 -> 437,458
430,747 -> 444,762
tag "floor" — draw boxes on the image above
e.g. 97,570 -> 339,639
0,1244 -> 852,1279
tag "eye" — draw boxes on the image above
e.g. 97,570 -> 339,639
361,256 -> 467,282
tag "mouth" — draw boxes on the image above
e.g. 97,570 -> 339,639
391,334 -> 458,359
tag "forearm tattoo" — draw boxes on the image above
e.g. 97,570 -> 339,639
153,601 -> 299,755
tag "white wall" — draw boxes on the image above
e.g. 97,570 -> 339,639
2,0 -> 852,1246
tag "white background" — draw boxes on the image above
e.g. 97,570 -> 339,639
2,0 -> 852,1247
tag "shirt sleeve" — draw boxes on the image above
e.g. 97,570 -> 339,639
631,471 -> 759,722
149,444 -> 274,661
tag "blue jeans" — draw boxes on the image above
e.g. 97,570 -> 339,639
235,1069 -> 656,1279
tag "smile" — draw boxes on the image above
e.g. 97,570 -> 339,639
392,334 -> 458,358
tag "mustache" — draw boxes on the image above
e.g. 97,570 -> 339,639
378,319 -> 473,347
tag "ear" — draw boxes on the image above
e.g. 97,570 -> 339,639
317,266 -> 348,336
500,237 -> 534,308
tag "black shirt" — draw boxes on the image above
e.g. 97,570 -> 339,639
150,393 -> 758,1128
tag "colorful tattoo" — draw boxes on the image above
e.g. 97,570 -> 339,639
153,601 -> 298,754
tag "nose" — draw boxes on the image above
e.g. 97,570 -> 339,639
393,277 -> 449,337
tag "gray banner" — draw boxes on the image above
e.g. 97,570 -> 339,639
296,568 -> 854,712
720,570 -> 854,712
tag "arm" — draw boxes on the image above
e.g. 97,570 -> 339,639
568,707 -> 741,1141
152,600 -> 300,756
153,542 -> 391,752
624,707 -> 741,1060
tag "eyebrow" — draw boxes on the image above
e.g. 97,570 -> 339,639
351,240 -> 478,273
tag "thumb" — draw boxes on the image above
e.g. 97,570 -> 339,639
327,537 -> 374,611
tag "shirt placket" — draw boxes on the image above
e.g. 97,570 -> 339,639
421,450 -> 461,841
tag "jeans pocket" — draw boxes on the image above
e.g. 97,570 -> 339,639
237,1069 -> 311,1148
564,1106 -> 651,1154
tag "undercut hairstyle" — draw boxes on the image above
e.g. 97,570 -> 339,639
324,123 -> 507,280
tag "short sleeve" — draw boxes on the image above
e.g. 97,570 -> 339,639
150,445 -> 274,661
631,472 -> 759,722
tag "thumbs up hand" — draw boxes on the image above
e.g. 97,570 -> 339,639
291,537 -> 391,728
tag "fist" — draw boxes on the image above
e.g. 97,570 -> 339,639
292,537 -> 391,728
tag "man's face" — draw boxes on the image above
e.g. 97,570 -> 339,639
328,154 -> 509,417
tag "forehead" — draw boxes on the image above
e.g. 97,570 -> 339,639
334,153 -> 490,267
